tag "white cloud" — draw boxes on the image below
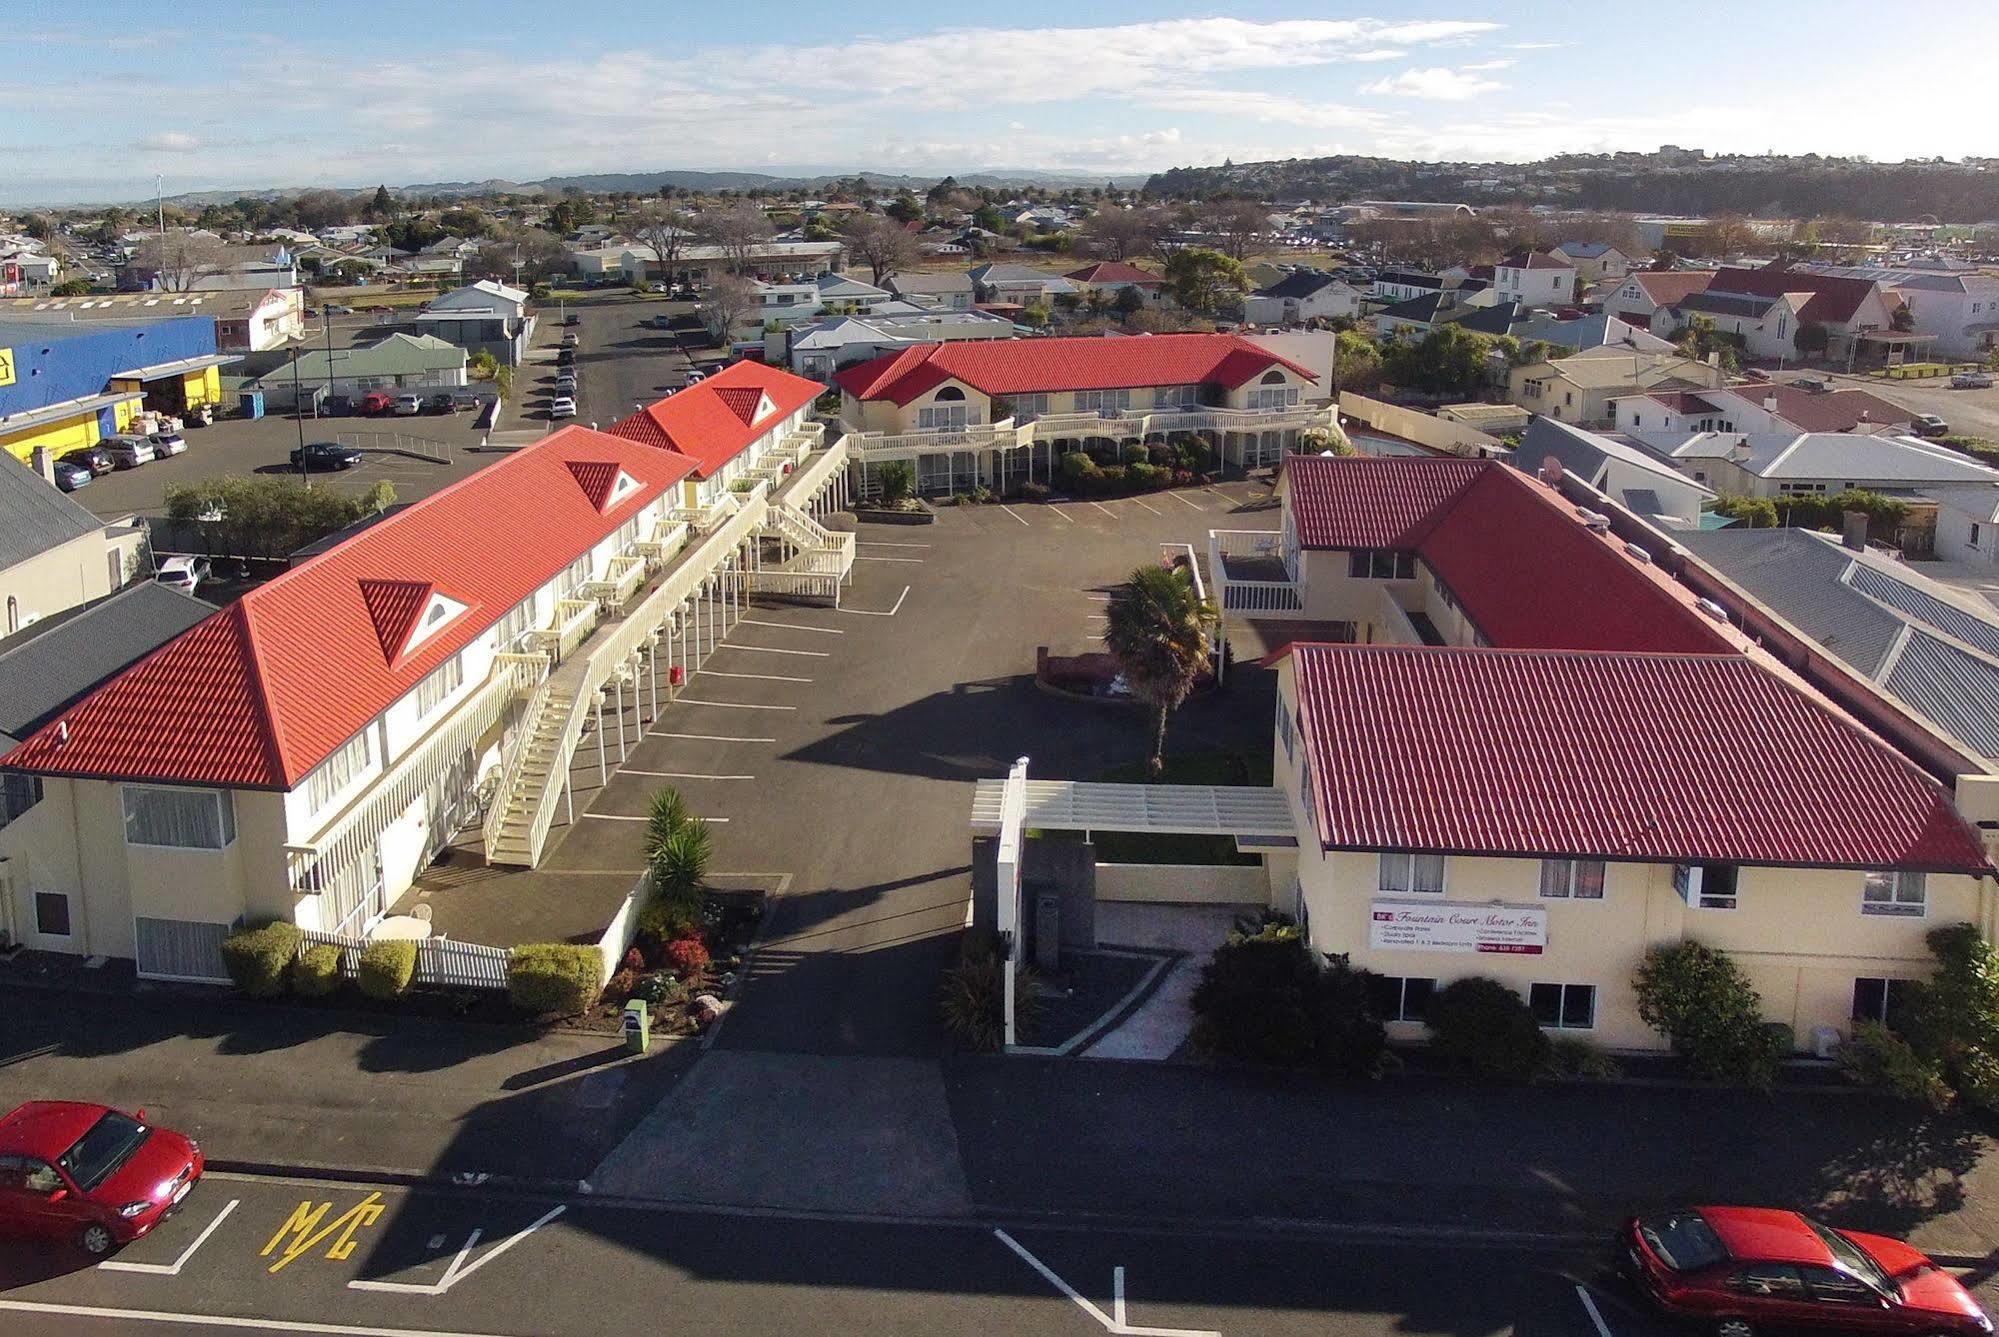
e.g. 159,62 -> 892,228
1360,67 -> 1507,101
1503,41 -> 1575,51
137,131 -> 202,152
1156,88 -> 1387,133
1459,59 -> 1515,71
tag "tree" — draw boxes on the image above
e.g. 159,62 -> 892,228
623,201 -> 693,287
469,229 -> 568,284
366,185 -> 394,221
1381,323 -> 1492,398
1690,214 -> 1755,260
840,212 -> 919,286
696,203 -> 774,274
133,230 -> 226,292
1333,330 -> 1382,394
49,278 -> 92,297
22,214 -> 53,242
1633,941 -> 1785,1087
1198,200 -> 1268,261
164,475 -> 396,560
1163,247 -> 1248,316
1675,314 -> 1743,375
699,273 -> 758,340
1083,204 -> 1164,261
1101,562 -> 1219,775
1112,285 -> 1146,319
292,189 -> 357,232
884,194 -> 923,224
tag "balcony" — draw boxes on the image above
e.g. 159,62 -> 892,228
1210,529 -> 1302,615
583,555 -> 647,609
528,598 -> 599,661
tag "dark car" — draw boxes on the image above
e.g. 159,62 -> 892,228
291,441 -> 364,471
52,460 -> 93,492
0,1101 -> 204,1256
1623,1207 -> 1990,1336
422,392 -> 460,413
60,446 -> 114,476
1914,413 -> 1950,438
562,313 -> 579,326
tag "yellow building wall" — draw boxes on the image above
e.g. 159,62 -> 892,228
0,411 -> 102,463
182,366 -> 222,407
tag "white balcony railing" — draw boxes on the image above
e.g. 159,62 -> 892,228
528,598 -> 599,661
583,555 -> 646,609
1209,529 -> 1303,615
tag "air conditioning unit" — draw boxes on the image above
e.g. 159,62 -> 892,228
1695,597 -> 1730,623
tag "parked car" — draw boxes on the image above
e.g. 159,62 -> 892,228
560,331 -> 579,347
549,396 -> 577,419
391,394 -> 422,416
60,447 -> 114,476
324,303 -> 353,314
422,392 -> 459,414
100,436 -> 155,469
1914,413 -> 1950,438
1622,1207 -> 1989,1336
149,428 -> 187,457
359,391 -> 397,416
52,460 -> 93,492
0,1100 -> 205,1257
155,555 -> 211,595
556,346 -> 576,365
649,281 -> 671,293
562,313 -> 579,326
1953,371 -> 1994,389
290,441 -> 364,471
554,371 -> 578,389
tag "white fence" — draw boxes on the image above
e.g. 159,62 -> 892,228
594,874 -> 652,988
297,928 -> 513,991
1094,863 -> 1272,905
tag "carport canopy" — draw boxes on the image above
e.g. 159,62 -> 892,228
971,778 -> 1296,848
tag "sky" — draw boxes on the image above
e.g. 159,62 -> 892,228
6,1 -> 1998,206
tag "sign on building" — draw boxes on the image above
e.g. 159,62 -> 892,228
0,347 -> 14,387
1368,899 -> 1547,955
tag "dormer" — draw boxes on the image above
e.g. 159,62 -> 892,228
565,459 -> 645,513
359,579 -> 473,668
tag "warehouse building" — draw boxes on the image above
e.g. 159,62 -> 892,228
0,316 -> 231,464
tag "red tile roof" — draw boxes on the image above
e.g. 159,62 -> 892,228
1064,261 -> 1166,286
1709,265 -> 1884,325
608,360 -> 824,479
1625,271 -> 1715,306
1719,384 -> 1910,433
833,333 -> 1316,406
1284,643 -> 1989,871
1282,456 -> 1734,654
0,428 -> 697,790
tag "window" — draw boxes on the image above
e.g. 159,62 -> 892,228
558,554 -> 592,597
1246,385 -> 1301,411
1347,549 -> 1416,580
1727,1265 -> 1807,1299
1075,388 -> 1132,415
0,772 -> 41,831
1367,975 -> 1435,1023
303,731 -> 373,815
414,655 -> 465,719
1861,870 -> 1925,917
1153,384 -> 1198,409
493,597 -> 535,650
932,385 -> 965,402
1539,859 -> 1606,900
1010,392 -> 1049,420
917,403 -> 974,430
122,785 -> 236,850
1799,1266 -> 1875,1305
1379,852 -> 1446,895
34,891 -> 70,937
1674,862 -> 1739,910
1852,976 -> 1916,1028
1530,982 -> 1597,1030
1276,694 -> 1294,759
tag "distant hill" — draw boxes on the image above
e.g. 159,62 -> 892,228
1145,152 -> 1999,223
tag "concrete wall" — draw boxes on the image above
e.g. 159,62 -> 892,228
1095,863 -> 1270,905
1337,393 -> 1503,458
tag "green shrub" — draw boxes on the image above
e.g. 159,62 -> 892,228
509,942 -> 603,1016
1840,1020 -> 1952,1109
1311,955 -> 1389,1079
1426,977 -> 1550,1080
1633,941 -> 1785,1087
877,460 -> 915,506
637,894 -> 703,949
219,921 -> 303,998
1096,464 -> 1128,491
1126,461 -> 1160,489
1544,1036 -> 1621,1082
1059,451 -> 1098,485
939,930 -> 1007,1052
1190,916 -> 1320,1066
1147,442 -> 1175,468
357,939 -> 417,1001
1896,923 -> 1999,1112
1018,480 -> 1052,502
290,943 -> 343,998
651,820 -> 711,911
1121,442 -> 1150,467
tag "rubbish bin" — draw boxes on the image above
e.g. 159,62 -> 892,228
622,999 -> 650,1054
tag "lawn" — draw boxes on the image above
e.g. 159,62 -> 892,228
1075,749 -> 1272,866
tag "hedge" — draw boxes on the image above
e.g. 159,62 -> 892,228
1426,977 -> 1549,1080
220,921 -> 303,998
291,942 -> 343,997
509,942 -> 604,1016
357,939 -> 417,1001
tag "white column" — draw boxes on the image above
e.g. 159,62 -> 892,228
615,676 -> 628,763
594,693 -> 607,785
648,640 -> 659,720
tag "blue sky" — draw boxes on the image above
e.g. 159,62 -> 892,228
6,1 -> 1996,205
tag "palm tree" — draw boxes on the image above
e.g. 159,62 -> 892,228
1102,563 -> 1220,776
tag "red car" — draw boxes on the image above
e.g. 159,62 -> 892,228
1623,1206 -> 1990,1336
0,1101 -> 204,1256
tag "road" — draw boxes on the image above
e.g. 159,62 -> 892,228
0,1167 -> 1725,1337
510,295 -> 727,434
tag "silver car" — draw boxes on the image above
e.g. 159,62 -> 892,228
101,435 -> 155,469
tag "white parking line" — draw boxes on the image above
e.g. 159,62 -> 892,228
585,813 -> 729,823
1044,505 -> 1076,523
856,554 -> 924,563
617,770 -> 755,781
856,540 -> 931,549
1124,496 -> 1164,516
99,1198 -> 239,1275
649,731 -> 777,743
739,618 -> 843,634
716,644 -> 831,657
998,504 -> 1031,526
1163,490 -> 1207,511
1089,501 -> 1117,520
841,584 -> 910,617
671,699 -> 796,711
1574,1284 -> 1614,1337
0,1299 -> 522,1337
698,670 -> 813,683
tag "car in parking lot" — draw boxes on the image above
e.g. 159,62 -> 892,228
1914,413 -> 1950,438
290,441 -> 364,471
0,1100 -> 205,1257
325,303 -> 353,315
1953,371 -> 1994,389
549,396 -> 577,419
1621,1207 -> 1989,1336
422,392 -> 464,414
52,459 -> 93,492
358,391 -> 397,416
60,446 -> 114,477
391,394 -> 423,416
149,428 -> 187,456
101,436 -> 155,469
155,555 -> 210,595
562,313 -> 579,326
560,332 -> 579,348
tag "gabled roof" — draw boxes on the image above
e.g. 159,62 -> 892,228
1674,291 -> 1786,320
1499,250 -> 1571,270
1283,643 -> 1988,871
1064,261 -> 1165,286
0,428 -> 696,790
1376,292 -> 1457,323
0,582 -> 215,748
1254,270 -> 1350,301
608,360 -> 824,479
1553,241 -> 1620,259
1621,270 -> 1715,306
833,333 -> 1317,405
0,450 -> 104,574
1709,265 -> 1884,325
1665,431 -> 1999,484
1706,384 -> 1910,433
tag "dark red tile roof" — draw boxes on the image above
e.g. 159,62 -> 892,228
1064,261 -> 1165,286
1709,265 -> 1884,325
1625,271 -> 1715,306
1283,455 -> 1484,549
609,360 -> 824,479
834,333 -> 1315,406
1,428 -> 697,789
1285,643 -> 1990,871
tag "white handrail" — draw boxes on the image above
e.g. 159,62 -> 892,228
480,665 -> 556,853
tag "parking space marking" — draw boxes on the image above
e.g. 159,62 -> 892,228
840,584 -> 911,617
671,699 -> 796,710
698,669 -> 813,683
0,1299 -> 521,1337
1575,1284 -> 1614,1337
617,770 -> 755,781
585,813 -> 729,823
1088,501 -> 1117,520
739,619 -> 843,635
857,540 -> 931,549
1124,496 -> 1165,516
998,504 -> 1032,526
99,1198 -> 240,1275
856,554 -> 925,563
715,644 -> 831,657
992,1229 -> 1219,1337
263,1193 -> 385,1274
649,731 -> 777,743
1044,505 -> 1076,523
347,1203 -> 566,1300
1163,490 -> 1207,511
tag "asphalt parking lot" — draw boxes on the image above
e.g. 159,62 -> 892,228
507,294 -> 729,434
1773,365 -> 1999,440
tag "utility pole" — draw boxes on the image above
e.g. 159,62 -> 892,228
156,174 -> 165,235
289,349 -> 309,487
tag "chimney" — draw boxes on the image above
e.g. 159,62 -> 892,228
1842,510 -> 1869,551
1538,455 -> 1564,487
1763,393 -> 1778,413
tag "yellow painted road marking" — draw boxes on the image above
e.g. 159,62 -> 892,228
262,1193 -> 385,1274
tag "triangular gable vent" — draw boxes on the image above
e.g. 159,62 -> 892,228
713,385 -> 765,427
359,579 -> 470,666
565,459 -> 643,513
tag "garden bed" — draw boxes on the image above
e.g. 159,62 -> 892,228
1034,645 -> 1216,706
586,885 -> 768,1038
1014,948 -> 1176,1053
854,501 -> 935,525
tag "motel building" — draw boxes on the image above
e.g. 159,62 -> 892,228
1196,455 -> 1999,1050
0,361 -> 852,982
833,332 -> 1341,497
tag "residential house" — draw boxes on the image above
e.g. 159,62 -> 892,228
967,264 -> 1076,306
1550,241 -> 1632,286
1803,266 -> 1999,359
811,273 -> 892,317
1063,261 -> 1168,307
1508,311 -> 1675,355
1657,289 -> 1809,361
415,280 -> 533,367
1506,416 -> 1714,528
1929,485 -> 1999,568
1629,429 -> 1999,498
0,450 -> 148,638
248,333 -> 467,409
1610,383 -> 1912,436
1207,455 -> 1997,1052
784,310 -> 1014,379
886,271 -> 976,311
1599,270 -> 1716,325
1244,270 -> 1363,327
1369,270 -> 1447,304
1494,251 -> 1577,305
1671,266 -> 1903,362
1508,348 -> 1724,425
835,332 -> 1335,486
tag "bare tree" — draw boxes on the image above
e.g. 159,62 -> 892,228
700,273 -> 759,341
839,212 -> 919,286
133,230 -> 227,291
1082,204 -> 1165,261
1198,200 -> 1268,262
624,201 -> 693,286
469,228 -> 569,285
696,204 -> 774,275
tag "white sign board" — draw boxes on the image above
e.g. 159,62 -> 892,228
1368,900 -> 1547,955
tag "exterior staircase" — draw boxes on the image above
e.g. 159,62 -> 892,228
482,676 -> 571,867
